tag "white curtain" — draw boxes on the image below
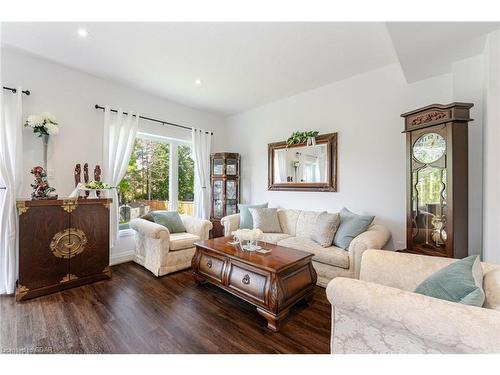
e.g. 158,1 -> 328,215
102,106 -> 138,248
0,88 -> 23,294
192,128 -> 212,219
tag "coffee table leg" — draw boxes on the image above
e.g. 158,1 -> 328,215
256,307 -> 290,332
304,291 -> 314,305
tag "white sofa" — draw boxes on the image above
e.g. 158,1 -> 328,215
326,250 -> 500,354
130,215 -> 212,277
221,209 -> 390,287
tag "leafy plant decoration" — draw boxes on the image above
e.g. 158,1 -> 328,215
286,131 -> 319,147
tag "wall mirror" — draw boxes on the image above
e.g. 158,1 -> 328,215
268,133 -> 337,191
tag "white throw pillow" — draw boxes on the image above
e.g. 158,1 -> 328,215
248,207 -> 282,233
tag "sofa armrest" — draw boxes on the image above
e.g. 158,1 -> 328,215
221,214 -> 240,236
130,218 -> 170,241
326,277 -> 500,353
347,224 -> 390,278
181,215 -> 213,240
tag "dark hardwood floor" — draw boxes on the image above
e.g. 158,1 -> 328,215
0,262 -> 331,354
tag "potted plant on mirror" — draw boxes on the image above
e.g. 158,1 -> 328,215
24,112 -> 59,171
286,130 -> 319,148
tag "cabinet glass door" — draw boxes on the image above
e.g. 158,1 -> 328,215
213,180 -> 224,218
213,159 -> 224,176
225,180 -> 237,215
226,158 -> 238,176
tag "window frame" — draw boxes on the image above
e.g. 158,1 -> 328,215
118,131 -> 194,233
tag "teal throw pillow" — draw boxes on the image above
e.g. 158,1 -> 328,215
414,255 -> 485,307
238,202 -> 268,229
151,211 -> 186,234
333,208 -> 374,249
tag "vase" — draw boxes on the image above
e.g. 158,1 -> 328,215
307,136 -> 316,147
41,134 -> 49,171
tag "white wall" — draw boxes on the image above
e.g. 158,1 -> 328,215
223,63 -> 454,250
2,47 -> 226,263
452,55 -> 485,256
483,31 -> 500,263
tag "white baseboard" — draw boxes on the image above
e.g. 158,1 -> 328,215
110,250 -> 135,266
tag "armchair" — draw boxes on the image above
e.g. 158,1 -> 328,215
130,214 -> 212,277
326,250 -> 500,353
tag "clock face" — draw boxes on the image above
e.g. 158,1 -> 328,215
413,133 -> 446,164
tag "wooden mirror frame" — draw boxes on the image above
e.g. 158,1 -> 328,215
268,132 -> 337,192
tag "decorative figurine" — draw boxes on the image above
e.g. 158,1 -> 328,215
83,163 -> 89,198
94,165 -> 102,198
74,163 -> 81,187
30,166 -> 57,200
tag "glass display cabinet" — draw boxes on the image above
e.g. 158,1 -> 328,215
401,102 -> 473,258
210,152 -> 240,238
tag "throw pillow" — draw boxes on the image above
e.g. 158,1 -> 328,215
248,207 -> 282,233
333,208 -> 374,249
150,211 -> 186,234
141,212 -> 155,222
414,255 -> 485,307
311,212 -> 340,247
238,202 -> 268,229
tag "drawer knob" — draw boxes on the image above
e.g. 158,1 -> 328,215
242,274 -> 250,285
207,260 -> 212,269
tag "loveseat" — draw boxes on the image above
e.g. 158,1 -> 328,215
326,250 -> 500,353
221,209 -> 390,287
130,214 -> 212,277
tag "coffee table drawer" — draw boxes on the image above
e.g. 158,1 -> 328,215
228,264 -> 268,303
198,253 -> 224,282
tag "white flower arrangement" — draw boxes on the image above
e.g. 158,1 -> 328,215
25,112 -> 59,136
234,228 -> 263,242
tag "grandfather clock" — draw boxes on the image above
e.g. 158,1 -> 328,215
401,103 -> 473,258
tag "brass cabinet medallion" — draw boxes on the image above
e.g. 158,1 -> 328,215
49,228 -> 87,259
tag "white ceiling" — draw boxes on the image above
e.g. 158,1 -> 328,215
2,22 -> 499,115
386,22 -> 500,82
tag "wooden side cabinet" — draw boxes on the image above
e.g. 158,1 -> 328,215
16,198 -> 112,301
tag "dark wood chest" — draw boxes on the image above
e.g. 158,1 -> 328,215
16,198 -> 112,301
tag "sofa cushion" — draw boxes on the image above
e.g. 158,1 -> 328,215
261,233 -> 292,245
277,236 -> 349,269
169,232 -> 201,251
334,208 -> 374,249
311,212 -> 340,247
238,202 -> 268,229
249,207 -> 282,233
414,255 -> 485,307
151,211 -> 187,234
295,210 -> 324,238
483,265 -> 500,310
277,209 -> 301,235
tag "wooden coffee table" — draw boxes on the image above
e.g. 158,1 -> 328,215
192,236 -> 317,332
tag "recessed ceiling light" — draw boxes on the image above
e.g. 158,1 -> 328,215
77,28 -> 88,38
195,79 -> 202,85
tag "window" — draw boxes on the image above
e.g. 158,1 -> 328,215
118,135 -> 194,230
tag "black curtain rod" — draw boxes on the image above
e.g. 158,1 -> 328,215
94,104 -> 213,135
3,86 -> 31,95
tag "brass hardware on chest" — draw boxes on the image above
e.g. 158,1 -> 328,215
50,228 -> 87,259
16,201 -> 29,216
207,260 -> 213,269
60,273 -> 78,283
16,284 -> 30,300
62,199 -> 78,213
242,274 -> 250,285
